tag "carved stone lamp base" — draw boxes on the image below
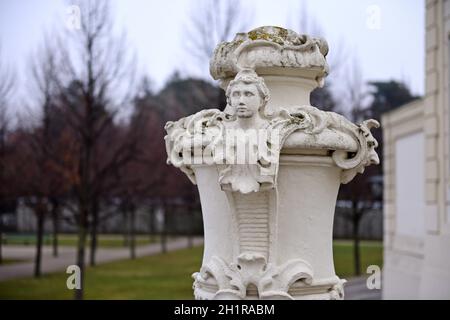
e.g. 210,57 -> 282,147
164,26 -> 379,301
190,153 -> 348,300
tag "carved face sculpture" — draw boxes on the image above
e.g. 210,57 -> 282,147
229,82 -> 262,119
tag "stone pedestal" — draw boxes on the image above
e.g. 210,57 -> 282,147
164,26 -> 379,300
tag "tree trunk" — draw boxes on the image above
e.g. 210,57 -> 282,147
34,203 -> 45,278
161,202 -> 168,253
122,206 -> 128,247
353,208 -> 361,276
187,205 -> 193,249
148,204 -> 154,242
89,201 -> 99,266
0,214 -> 3,264
74,207 -> 88,300
51,199 -> 59,258
129,204 -> 136,260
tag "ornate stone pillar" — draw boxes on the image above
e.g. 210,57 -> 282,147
164,26 -> 379,300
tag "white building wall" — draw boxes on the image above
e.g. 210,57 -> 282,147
420,0 -> 450,299
383,0 -> 450,299
382,100 -> 426,299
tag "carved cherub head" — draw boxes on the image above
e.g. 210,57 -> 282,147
225,69 -> 270,119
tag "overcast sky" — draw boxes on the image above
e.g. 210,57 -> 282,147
0,0 -> 424,100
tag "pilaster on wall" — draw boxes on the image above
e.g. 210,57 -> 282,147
382,100 -> 425,253
382,115 -> 395,250
382,100 -> 425,300
424,0 -> 442,234
444,0 -> 450,232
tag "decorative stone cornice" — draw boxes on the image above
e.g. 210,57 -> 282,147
210,26 -> 329,87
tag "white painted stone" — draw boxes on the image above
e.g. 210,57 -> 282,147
164,27 -> 379,300
420,234 -> 450,298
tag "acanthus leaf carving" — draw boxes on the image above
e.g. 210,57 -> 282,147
192,254 -> 314,300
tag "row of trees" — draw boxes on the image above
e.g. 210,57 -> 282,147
0,0 -> 228,299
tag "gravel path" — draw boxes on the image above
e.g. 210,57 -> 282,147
0,237 -> 203,282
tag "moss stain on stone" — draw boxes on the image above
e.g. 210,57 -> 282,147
247,26 -> 290,45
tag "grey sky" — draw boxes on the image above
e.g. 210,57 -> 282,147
0,0 -> 424,99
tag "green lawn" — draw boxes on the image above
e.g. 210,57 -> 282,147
0,240 -> 382,299
333,240 -> 383,277
2,233 -> 158,248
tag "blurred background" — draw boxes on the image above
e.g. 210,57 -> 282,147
0,0 -> 424,299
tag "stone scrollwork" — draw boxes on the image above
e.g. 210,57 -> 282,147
328,279 -> 347,300
332,119 -> 380,183
164,109 -> 225,184
164,69 -> 380,192
192,254 -> 314,300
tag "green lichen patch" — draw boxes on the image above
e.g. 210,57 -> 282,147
247,26 -> 291,45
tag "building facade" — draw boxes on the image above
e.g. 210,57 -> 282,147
382,0 -> 450,299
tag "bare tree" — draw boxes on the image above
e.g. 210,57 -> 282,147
339,58 -> 369,123
28,38 -> 64,269
0,47 -> 14,118
184,0 -> 251,77
290,0 -> 348,72
290,0 -> 324,37
289,0 -> 349,113
55,0 -> 136,299
114,88 -> 166,258
337,59 -> 377,276
49,197 -> 60,257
